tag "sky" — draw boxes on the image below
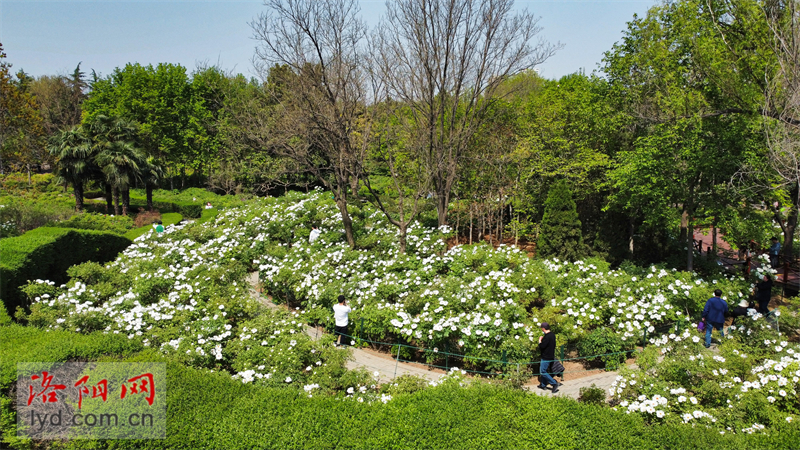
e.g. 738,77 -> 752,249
0,0 -> 655,81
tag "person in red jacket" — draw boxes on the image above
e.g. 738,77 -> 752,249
536,322 -> 560,394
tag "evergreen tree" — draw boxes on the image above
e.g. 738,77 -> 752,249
537,180 -> 584,261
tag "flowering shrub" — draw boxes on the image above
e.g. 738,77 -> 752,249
16,189 -> 796,433
609,313 -> 799,434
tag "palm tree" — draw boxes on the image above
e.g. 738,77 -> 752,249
141,156 -> 165,211
89,115 -> 145,215
48,126 -> 94,211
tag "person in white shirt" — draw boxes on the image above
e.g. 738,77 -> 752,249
309,226 -> 321,243
333,295 -> 351,346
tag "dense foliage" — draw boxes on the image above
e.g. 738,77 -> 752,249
537,180 -> 584,261
0,227 -> 130,315
11,191 -> 796,437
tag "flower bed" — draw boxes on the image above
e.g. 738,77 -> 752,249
18,189 -> 798,434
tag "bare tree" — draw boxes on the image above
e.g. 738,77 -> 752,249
373,0 -> 559,226
251,0 -> 369,248
359,102 -> 430,252
761,0 -> 800,257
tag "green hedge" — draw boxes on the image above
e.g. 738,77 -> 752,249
18,363 -> 800,450
48,212 -> 135,235
0,228 -> 131,316
197,207 -> 219,224
123,213 -> 183,241
127,194 -> 203,219
2,325 -> 798,449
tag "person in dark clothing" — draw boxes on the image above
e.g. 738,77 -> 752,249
769,237 -> 781,269
755,274 -> 774,316
536,322 -> 560,394
730,299 -> 749,326
702,289 -> 728,348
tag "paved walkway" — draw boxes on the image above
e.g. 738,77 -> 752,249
246,272 -> 625,397
524,370 -> 621,399
246,272 -> 443,382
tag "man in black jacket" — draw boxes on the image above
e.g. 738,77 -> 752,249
537,322 -> 560,394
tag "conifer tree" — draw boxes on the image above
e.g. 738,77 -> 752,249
537,180 -> 584,260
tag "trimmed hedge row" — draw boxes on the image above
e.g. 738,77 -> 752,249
0,228 -> 131,316
127,194 -> 203,219
0,324 -> 142,449
2,325 -> 798,449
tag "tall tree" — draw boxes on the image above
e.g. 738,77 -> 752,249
537,180 -> 584,261
48,126 -> 94,211
82,63 -> 209,188
602,0 -> 768,269
30,63 -> 87,137
372,0 -> 559,226
0,43 -> 45,177
88,115 -> 144,215
251,0 -> 370,248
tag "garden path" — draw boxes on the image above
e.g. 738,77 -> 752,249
524,370 -> 623,400
246,272 -> 443,383
246,272 -> 628,398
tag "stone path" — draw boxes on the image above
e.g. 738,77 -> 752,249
525,370 -> 621,400
246,272 -> 443,382
246,272 -> 627,397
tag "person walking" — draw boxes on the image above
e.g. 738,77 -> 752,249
154,220 -> 164,234
309,226 -> 321,243
769,237 -> 781,269
333,295 -> 351,347
536,322 -> 560,394
755,274 -> 774,316
702,289 -> 728,348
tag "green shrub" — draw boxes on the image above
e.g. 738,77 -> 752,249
0,228 -> 131,316
48,212 -> 135,235
20,363 -> 791,450
578,383 -> 606,405
197,207 -> 219,224
0,195 -> 75,236
636,345 -> 660,372
0,173 -> 60,194
380,374 -> 431,396
577,327 -> 628,370
537,180 -> 584,261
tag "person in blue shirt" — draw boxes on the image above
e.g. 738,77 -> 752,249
702,289 -> 728,348
769,237 -> 781,268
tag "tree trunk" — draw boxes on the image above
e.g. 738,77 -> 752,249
687,217 -> 694,272
26,164 -> 31,186
435,190 -> 449,226
146,184 -> 154,212
679,209 -> 689,247
685,191 -> 696,272
629,217 -> 635,255
454,197 -> 460,243
783,207 -> 797,261
122,189 -> 130,216
712,218 -> 718,256
349,176 -> 360,202
335,195 -> 355,248
469,205 -> 473,245
73,181 -> 84,211
105,184 -> 113,213
399,222 -> 408,253
497,189 -> 503,241
113,188 -> 120,216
